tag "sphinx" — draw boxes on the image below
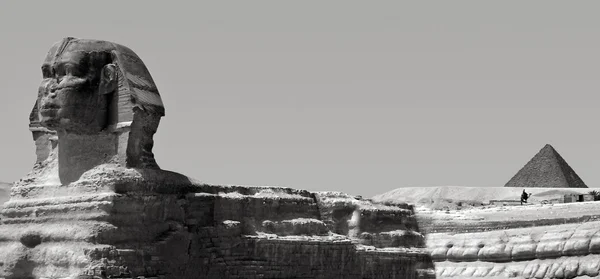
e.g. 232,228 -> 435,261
0,37 -> 435,279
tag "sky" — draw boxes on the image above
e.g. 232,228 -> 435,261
0,1 -> 599,197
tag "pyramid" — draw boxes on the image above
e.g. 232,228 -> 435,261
504,144 -> 588,188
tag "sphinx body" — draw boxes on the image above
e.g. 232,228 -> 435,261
0,38 -> 435,279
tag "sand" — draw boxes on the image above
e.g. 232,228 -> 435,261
373,186 -> 592,206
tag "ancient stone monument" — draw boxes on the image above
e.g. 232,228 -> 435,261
0,37 -> 435,279
504,144 -> 588,188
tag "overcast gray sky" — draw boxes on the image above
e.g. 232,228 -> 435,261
0,1 -> 599,197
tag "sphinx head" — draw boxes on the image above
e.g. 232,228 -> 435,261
30,37 -> 165,171
33,37 -> 165,134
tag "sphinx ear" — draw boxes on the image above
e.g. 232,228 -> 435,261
98,64 -> 118,95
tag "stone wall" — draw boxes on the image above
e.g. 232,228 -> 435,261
0,165 -> 436,279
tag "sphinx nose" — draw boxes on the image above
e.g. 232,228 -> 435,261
49,84 -> 57,93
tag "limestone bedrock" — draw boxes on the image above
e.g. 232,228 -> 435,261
426,219 -> 600,278
0,37 -> 436,279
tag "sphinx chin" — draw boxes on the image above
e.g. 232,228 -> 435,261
39,116 -> 74,133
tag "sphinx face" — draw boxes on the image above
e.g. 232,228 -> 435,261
37,41 -> 111,134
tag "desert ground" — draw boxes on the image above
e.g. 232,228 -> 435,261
374,186 -> 592,209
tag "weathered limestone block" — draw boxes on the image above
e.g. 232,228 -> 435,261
0,37 -> 436,279
314,193 -> 426,249
261,218 -> 329,236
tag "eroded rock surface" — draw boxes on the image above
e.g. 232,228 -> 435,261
427,222 -> 600,278
420,203 -> 600,278
1,164 -> 435,279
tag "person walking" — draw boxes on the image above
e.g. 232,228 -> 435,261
521,189 -> 531,205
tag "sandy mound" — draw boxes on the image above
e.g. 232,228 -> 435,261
373,186 -> 594,209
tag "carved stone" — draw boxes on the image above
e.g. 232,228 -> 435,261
30,37 -> 163,185
0,38 -> 436,279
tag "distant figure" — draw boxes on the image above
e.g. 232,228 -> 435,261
521,189 -> 532,205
